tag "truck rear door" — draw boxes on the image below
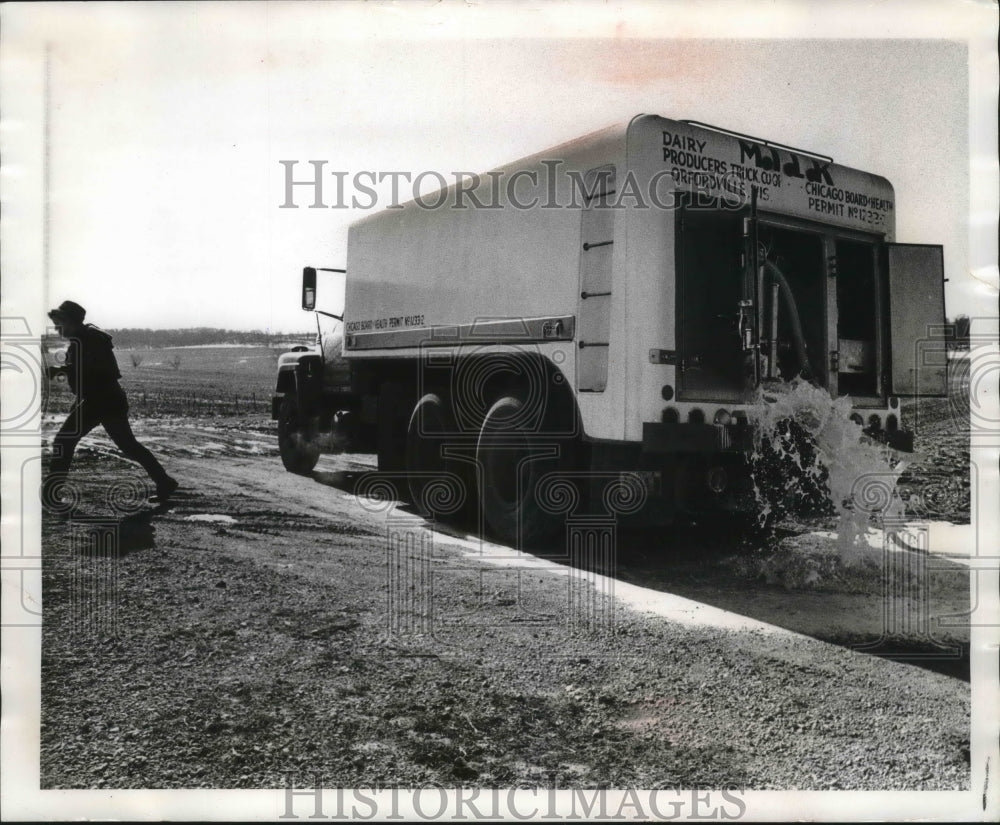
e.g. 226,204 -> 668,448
676,206 -> 748,401
885,244 -> 947,396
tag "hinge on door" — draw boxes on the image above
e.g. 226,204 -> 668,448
829,350 -> 840,372
648,349 -> 677,365
826,255 -> 838,278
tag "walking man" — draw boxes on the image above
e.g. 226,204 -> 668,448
45,300 -> 178,505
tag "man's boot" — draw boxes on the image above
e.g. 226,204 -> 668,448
150,476 -> 179,504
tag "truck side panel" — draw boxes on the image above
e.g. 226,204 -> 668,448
343,125 -> 630,441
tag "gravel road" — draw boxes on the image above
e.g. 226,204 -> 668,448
40,408 -> 971,790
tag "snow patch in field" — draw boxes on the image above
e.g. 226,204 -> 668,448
230,439 -> 271,454
184,513 -> 236,524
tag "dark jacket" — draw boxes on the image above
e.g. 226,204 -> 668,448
65,325 -> 123,402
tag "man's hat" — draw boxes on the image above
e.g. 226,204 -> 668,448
48,300 -> 86,325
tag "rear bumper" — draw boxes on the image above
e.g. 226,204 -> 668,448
619,423 -> 756,518
865,426 -> 914,453
641,421 -> 749,455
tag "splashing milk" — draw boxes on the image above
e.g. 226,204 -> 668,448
746,379 -> 905,562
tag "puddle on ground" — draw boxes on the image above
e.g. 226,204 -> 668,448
807,521 -> 975,565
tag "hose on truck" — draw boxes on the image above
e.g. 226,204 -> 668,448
763,259 -> 813,379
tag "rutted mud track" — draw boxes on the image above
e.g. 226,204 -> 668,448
40,408 -> 971,790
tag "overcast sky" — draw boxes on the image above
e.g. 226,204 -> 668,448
2,1 -> 996,332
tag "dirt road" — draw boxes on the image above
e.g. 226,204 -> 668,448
40,413 -> 970,790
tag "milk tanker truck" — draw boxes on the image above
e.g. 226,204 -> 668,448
273,114 -> 946,544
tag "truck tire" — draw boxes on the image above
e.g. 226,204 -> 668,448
277,396 -> 320,474
405,393 -> 467,516
476,395 -> 575,546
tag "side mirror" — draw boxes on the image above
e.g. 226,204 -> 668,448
302,267 -> 317,311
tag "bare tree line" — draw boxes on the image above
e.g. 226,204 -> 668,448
47,327 -> 313,349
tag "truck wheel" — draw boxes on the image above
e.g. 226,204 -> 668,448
405,393 -> 466,516
476,395 -> 574,546
278,396 -> 320,474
